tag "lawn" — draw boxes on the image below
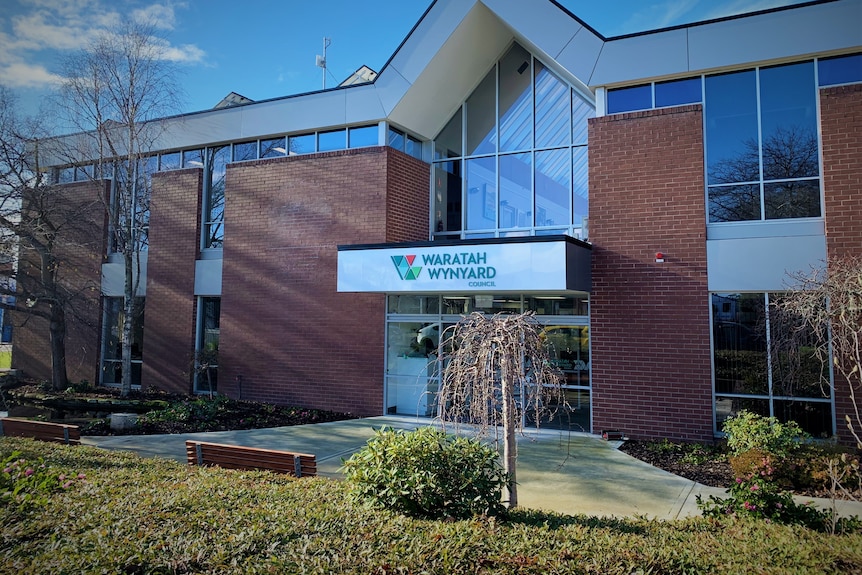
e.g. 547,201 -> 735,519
2,437 -> 861,574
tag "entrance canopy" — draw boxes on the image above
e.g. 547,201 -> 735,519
337,236 -> 591,294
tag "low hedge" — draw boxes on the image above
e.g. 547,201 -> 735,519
2,437 -> 862,574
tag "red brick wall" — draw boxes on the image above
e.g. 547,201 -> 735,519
12,180 -> 106,385
142,168 -> 203,393
589,105 -> 713,441
219,147 -> 428,415
820,83 -> 862,444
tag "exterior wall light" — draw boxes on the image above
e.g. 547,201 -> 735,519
655,252 -> 665,263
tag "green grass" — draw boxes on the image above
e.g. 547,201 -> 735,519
2,437 -> 862,574
0,350 -> 11,370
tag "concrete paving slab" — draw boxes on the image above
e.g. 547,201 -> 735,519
81,416 -> 862,520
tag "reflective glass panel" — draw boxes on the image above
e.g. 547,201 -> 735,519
58,167 -> 75,183
760,61 -> 818,181
465,156 -> 496,230
318,129 -> 346,152
716,397 -> 770,430
498,44 -> 532,152
434,107 -> 462,160
465,68 -> 496,156
572,146 -> 588,230
572,93 -> 593,146
768,293 -> 829,399
712,293 -> 768,395
205,146 -> 229,248
182,149 -> 204,168
535,61 -> 570,148
159,151 -> 180,171
385,322 -> 437,416
348,125 -> 378,148
607,84 -> 651,114
526,296 -> 587,316
705,70 -> 758,186
386,295 -> 440,315
135,155 -> 157,250
708,183 -> 761,222
196,297 -> 220,394
289,134 -> 315,155
764,179 -> 821,219
655,77 -> 702,107
388,128 -> 405,151
232,141 -> 257,162
535,148 -> 570,227
260,137 -> 287,158
818,53 -> 862,86
499,152 -> 531,228
433,161 -> 462,233
773,400 -> 832,437
406,135 -> 422,160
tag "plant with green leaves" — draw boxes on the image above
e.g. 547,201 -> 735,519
1,451 -> 84,512
342,426 -> 508,519
722,410 -> 809,458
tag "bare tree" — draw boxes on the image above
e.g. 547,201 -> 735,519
52,19 -> 181,396
776,257 -> 862,448
0,87 -> 102,390
436,311 -> 565,508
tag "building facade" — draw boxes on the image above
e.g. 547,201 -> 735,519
14,0 -> 862,442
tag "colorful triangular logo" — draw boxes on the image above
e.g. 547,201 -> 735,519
391,255 -> 422,280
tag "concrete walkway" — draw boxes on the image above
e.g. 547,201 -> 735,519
82,416 -> 862,520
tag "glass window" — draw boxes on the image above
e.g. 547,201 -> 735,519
318,129 -> 346,152
433,161 -> 462,234
526,296 -> 588,316
465,68 -> 497,156
498,44 -> 533,153
760,62 -> 818,180
607,84 -> 651,114
75,164 -> 93,181
386,295 -> 440,315
135,156 -> 157,250
818,53 -> 862,86
101,297 -> 145,387
712,292 -> 834,437
232,141 -> 257,162
204,146 -> 229,249
572,147 -> 588,232
388,127 -> 405,151
708,183 -> 761,223
572,93 -> 593,146
385,322 -> 438,416
535,148 -> 569,227
406,135 -> 422,160
348,125 -> 378,148
655,77 -> 702,107
434,107 -> 462,160
705,70 -> 758,186
289,133 -> 315,155
535,61 -> 570,148
466,156 -> 496,230
182,149 -> 204,168
499,153 -> 531,228
260,137 -> 287,158
764,180 -> 821,219
58,167 -> 75,184
195,297 -> 220,394
159,151 -> 181,171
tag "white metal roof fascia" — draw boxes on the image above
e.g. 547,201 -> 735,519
590,0 -> 862,88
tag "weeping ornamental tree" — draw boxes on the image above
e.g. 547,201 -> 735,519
54,20 -> 181,396
437,311 -> 565,508
776,257 -> 862,449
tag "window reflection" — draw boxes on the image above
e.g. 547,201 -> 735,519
465,69 -> 496,156
535,62 -> 570,148
607,84 -> 651,114
499,153 -> 531,228
433,161 -> 462,234
535,148 -> 570,227
260,137 -> 287,158
498,44 -> 532,152
466,156 -> 496,230
204,146 -> 229,248
318,129 -> 346,152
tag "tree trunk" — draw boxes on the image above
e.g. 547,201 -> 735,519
501,356 -> 518,508
48,303 -> 69,391
120,294 -> 134,397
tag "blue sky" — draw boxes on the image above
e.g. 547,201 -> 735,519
1,0 -> 807,116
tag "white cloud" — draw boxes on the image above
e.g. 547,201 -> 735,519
0,0 -> 204,90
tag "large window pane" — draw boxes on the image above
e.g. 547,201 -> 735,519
466,156 -> 496,230
705,71 -> 758,186
348,125 -> 378,148
434,107 -> 462,160
760,61 -> 818,180
204,146 -> 229,249
289,133 -> 314,155
572,147 -> 588,230
818,53 -> 862,86
535,148 -> 570,227
535,61 -> 570,148
182,149 -> 204,168
607,84 -> 651,114
768,293 -> 829,399
433,160 -> 462,233
773,400 -> 832,438
572,93 -> 593,146
708,183 -> 761,222
260,137 -> 287,158
386,322 -> 437,416
712,293 -> 768,395
135,156 -> 157,250
764,179 -> 821,219
498,44 -> 532,153
499,153 -> 531,228
232,141 -> 257,162
465,69 -> 496,156
159,151 -> 181,171
318,129 -> 346,152
101,297 -> 145,387
655,77 -> 702,107
196,297 -> 220,394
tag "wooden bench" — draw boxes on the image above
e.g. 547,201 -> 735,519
185,440 -> 316,477
0,417 -> 81,445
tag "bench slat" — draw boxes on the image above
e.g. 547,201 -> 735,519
0,417 -> 81,445
185,440 -> 316,477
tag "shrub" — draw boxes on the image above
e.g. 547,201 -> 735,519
723,410 -> 809,458
341,426 -> 508,519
